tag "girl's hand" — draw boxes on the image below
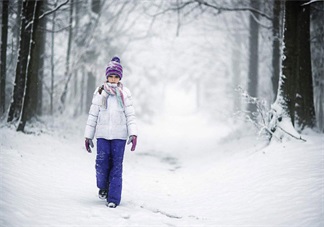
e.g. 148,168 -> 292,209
127,135 -> 137,152
85,138 -> 94,153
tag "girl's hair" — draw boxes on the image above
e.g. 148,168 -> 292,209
98,85 -> 104,95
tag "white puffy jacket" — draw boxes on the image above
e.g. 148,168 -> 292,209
84,85 -> 137,140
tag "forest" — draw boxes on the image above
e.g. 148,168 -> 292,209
1,1 -> 324,226
0,0 -> 323,136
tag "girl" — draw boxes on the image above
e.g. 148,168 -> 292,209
84,56 -> 138,208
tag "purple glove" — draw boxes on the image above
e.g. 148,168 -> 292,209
85,138 -> 94,153
127,135 -> 137,152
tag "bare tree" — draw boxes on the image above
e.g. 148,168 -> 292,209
269,0 -> 316,140
271,0 -> 282,101
295,1 -> 315,129
17,1 -> 44,132
85,0 -> 101,112
310,2 -> 324,132
50,0 -> 57,115
7,0 -> 35,123
60,0 -> 74,112
60,0 -> 103,114
247,0 -> 260,114
0,0 -> 9,116
27,1 -> 47,118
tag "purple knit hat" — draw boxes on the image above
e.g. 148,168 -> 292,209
105,56 -> 123,79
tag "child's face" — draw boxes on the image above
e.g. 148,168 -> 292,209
107,75 -> 120,84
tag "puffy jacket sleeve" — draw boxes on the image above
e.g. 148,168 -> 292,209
123,87 -> 138,137
84,88 -> 102,139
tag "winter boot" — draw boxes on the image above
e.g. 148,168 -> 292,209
98,189 -> 108,200
106,202 -> 117,208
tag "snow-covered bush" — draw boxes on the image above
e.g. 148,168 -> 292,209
234,86 -> 274,140
234,86 -> 306,142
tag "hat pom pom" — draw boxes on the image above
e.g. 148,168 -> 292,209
111,56 -> 120,63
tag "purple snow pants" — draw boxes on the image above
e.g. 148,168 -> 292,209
96,138 -> 126,205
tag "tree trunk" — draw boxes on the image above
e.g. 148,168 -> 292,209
247,0 -> 260,114
73,0 -> 81,115
65,0 -> 74,82
271,0 -> 282,102
295,1 -> 316,129
80,66 -> 85,114
232,32 -> 242,112
92,0 -> 101,14
0,0 -> 9,116
16,0 -> 23,48
25,1 -> 46,120
310,2 -> 324,132
7,0 -> 32,123
269,1 -> 301,140
17,1 -> 43,132
86,71 -> 95,112
36,1 -> 47,116
50,1 -> 57,115
60,0 -> 74,112
281,1 -> 299,123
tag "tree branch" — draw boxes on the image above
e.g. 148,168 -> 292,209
39,0 -> 70,20
277,126 -> 307,142
151,1 -> 196,17
43,25 -> 71,33
156,0 -> 272,21
301,0 -> 322,6
195,0 -> 272,21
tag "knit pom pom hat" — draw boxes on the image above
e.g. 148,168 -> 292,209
105,56 -> 123,80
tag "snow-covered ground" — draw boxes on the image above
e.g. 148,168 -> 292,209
0,114 -> 323,227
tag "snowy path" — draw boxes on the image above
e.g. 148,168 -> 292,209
0,115 -> 323,227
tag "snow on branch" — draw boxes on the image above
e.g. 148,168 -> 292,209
151,0 -> 272,21
25,0 -> 70,30
269,103 -> 307,142
196,0 -> 272,20
39,0 -> 70,20
151,1 -> 196,17
194,0 -> 272,20
234,86 -> 307,143
302,0 -> 322,6
234,86 -> 277,141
